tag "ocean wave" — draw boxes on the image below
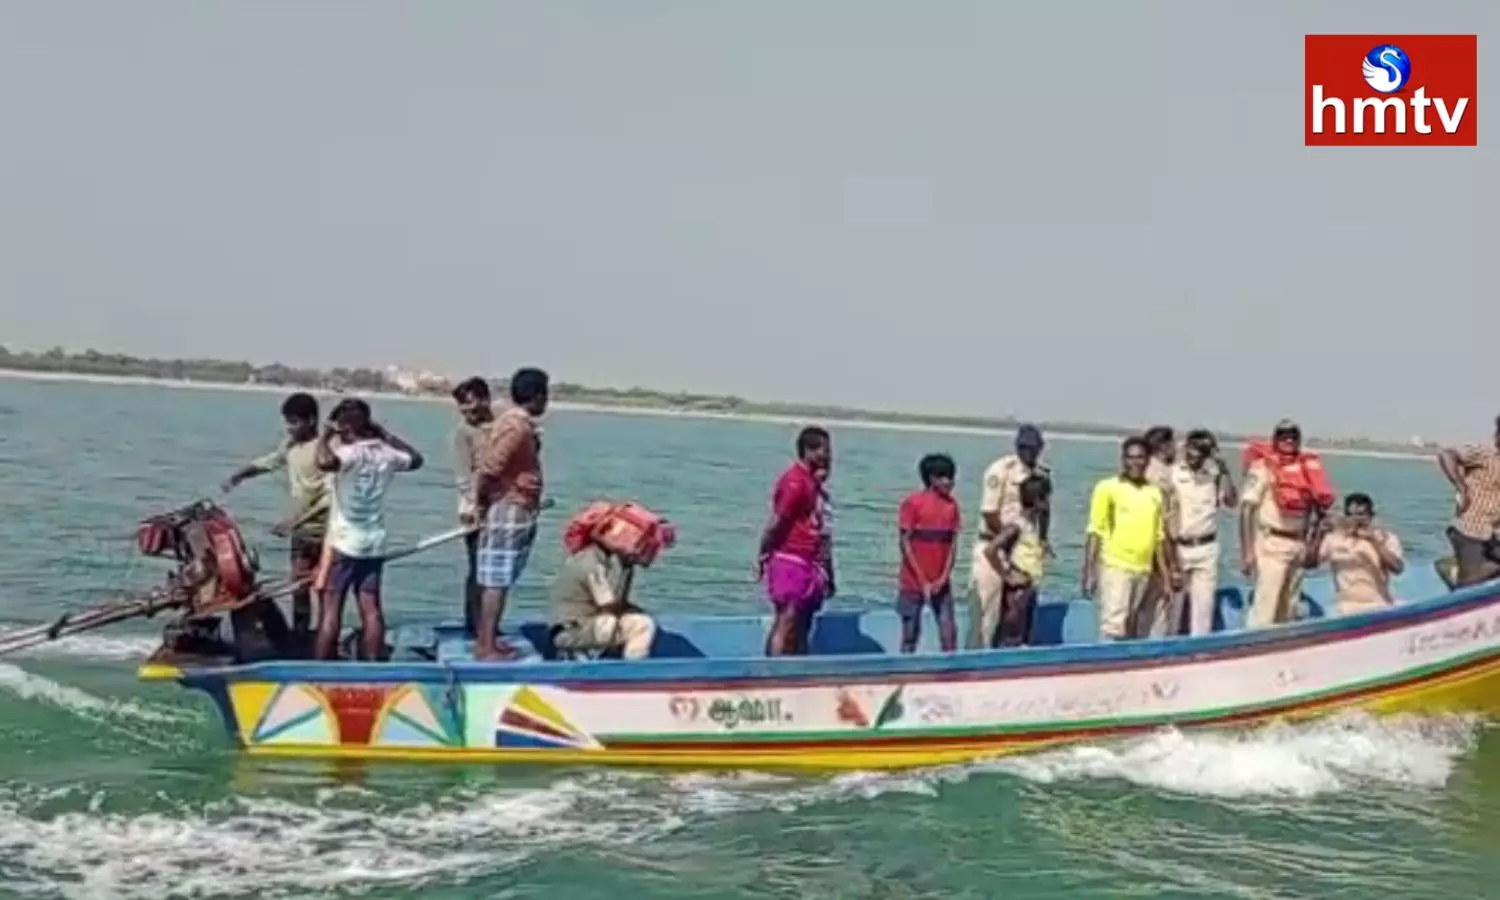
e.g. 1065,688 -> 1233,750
0,663 -> 201,727
0,711 -> 1477,899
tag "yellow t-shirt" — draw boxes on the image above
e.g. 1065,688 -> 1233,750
1010,517 -> 1046,583
1087,476 -> 1165,574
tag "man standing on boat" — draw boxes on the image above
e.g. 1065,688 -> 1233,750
221,392 -> 330,639
1437,417 -> 1500,587
1081,436 -> 1176,641
1161,430 -> 1237,636
472,368 -> 549,661
1305,493 -> 1405,616
1133,425 -> 1178,636
1238,420 -> 1334,628
969,424 -> 1051,648
1143,426 -> 1176,489
758,426 -> 835,656
897,454 -> 961,653
313,398 -> 424,661
450,376 -> 495,636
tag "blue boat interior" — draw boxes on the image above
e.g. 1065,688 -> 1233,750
369,563 -> 1454,665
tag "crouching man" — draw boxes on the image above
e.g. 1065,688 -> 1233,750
549,502 -> 677,660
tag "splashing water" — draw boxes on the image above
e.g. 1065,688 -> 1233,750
0,711 -> 1479,900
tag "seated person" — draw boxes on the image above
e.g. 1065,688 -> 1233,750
549,501 -> 676,660
980,474 -> 1051,647
1305,492 -> 1405,616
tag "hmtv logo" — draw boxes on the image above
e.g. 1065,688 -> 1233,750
1305,35 -> 1477,146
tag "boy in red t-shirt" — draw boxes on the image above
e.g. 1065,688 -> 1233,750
898,454 -> 961,652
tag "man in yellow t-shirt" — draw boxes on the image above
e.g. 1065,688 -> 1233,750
1081,436 -> 1177,640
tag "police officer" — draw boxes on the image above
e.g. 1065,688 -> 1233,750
970,425 -> 1051,647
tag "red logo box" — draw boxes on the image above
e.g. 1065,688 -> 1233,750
1305,34 -> 1477,146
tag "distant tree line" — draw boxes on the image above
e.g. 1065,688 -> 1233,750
0,345 -> 1432,454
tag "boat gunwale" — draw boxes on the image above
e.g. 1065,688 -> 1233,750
151,578 -> 1500,690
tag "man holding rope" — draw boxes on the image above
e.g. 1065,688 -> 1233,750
221,392 -> 330,639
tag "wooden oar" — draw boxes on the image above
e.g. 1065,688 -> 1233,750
0,523 -> 488,658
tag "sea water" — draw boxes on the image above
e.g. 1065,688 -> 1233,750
0,378 -> 1493,899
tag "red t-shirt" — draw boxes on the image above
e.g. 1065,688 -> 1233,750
770,462 -> 826,562
898,489 -> 961,594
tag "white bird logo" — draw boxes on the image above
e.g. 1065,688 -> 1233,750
1362,47 -> 1408,93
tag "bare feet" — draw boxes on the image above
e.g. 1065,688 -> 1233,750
475,641 -> 520,662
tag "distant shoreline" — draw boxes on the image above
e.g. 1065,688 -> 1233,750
0,367 -> 1437,463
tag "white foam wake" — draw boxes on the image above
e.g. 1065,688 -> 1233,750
0,711 -> 1479,899
989,711 -> 1479,798
0,627 -> 160,663
0,663 -> 200,727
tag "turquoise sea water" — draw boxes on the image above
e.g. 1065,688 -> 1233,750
0,377 -> 1495,900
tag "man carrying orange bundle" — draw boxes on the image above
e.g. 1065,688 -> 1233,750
548,502 -> 676,660
1238,419 -> 1335,628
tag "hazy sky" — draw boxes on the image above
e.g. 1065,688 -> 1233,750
0,2 -> 1494,441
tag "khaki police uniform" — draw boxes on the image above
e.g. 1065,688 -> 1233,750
969,454 -> 1048,647
1241,460 -> 1310,628
1165,461 -> 1224,636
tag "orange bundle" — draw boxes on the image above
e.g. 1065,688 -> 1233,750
563,501 -> 676,565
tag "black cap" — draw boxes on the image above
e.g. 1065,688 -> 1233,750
1016,424 -> 1044,449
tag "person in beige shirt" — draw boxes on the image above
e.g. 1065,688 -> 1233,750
222,392 -> 330,636
1306,493 -> 1405,616
449,376 -> 495,637
1160,430 -> 1238,636
1239,420 -> 1325,628
969,424 -> 1051,648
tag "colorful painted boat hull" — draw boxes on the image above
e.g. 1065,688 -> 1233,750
139,572 -> 1500,770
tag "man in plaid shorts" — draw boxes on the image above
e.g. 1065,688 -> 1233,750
472,367 -> 549,660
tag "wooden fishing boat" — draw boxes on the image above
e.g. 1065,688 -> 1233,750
6,500 -> 1493,770
133,564 -> 1500,770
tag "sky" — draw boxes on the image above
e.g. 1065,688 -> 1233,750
0,2 -> 1494,442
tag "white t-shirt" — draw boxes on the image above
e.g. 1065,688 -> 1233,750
327,438 -> 414,558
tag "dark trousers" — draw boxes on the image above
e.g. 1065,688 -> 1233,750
1448,527 -> 1500,587
464,531 -> 481,636
991,585 -> 1037,648
288,532 -> 324,632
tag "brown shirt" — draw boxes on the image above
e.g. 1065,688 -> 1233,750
1318,527 -> 1404,614
1451,444 -> 1500,540
475,407 -> 543,509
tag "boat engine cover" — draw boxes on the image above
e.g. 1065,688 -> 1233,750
137,501 -> 260,608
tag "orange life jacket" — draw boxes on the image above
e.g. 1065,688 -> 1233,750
1241,440 -> 1335,513
563,501 -> 677,566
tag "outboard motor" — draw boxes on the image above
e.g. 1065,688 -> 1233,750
137,500 -> 293,662
137,500 -> 261,609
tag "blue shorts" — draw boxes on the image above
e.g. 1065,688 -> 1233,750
897,587 -> 954,623
476,502 -> 538,590
324,550 -> 385,603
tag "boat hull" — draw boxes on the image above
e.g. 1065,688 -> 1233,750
141,577 -> 1500,770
